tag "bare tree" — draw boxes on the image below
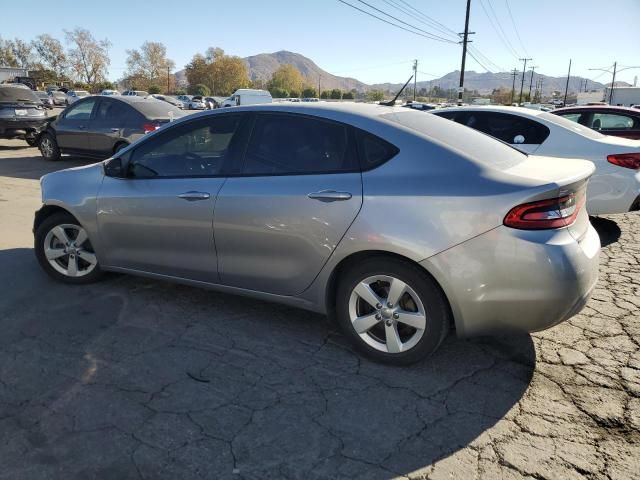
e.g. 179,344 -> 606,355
125,41 -> 175,90
9,38 -> 33,69
0,37 -> 17,67
64,28 -> 111,86
32,34 -> 68,77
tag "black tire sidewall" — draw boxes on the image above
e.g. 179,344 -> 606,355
34,212 -> 103,284
336,257 -> 450,365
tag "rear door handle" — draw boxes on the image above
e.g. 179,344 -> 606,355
178,191 -> 211,201
110,128 -> 119,132
307,190 -> 352,202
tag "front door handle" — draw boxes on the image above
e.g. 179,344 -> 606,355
307,190 -> 352,202
178,191 -> 211,201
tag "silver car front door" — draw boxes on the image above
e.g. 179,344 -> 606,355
96,114 -> 246,283
214,112 -> 363,296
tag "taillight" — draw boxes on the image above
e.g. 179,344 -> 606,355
607,153 -> 640,170
504,192 -> 584,230
143,123 -> 160,134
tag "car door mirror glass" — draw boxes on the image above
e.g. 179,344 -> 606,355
104,157 -> 124,178
513,134 -> 525,144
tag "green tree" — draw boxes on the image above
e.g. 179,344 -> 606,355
302,87 -> 317,98
65,28 -> 111,87
270,87 -> 289,98
268,64 -> 304,94
148,85 -> 161,94
320,90 -> 331,99
0,37 -> 17,67
330,89 -> 342,99
289,90 -> 300,98
367,90 -> 385,102
191,84 -> 211,96
342,91 -> 354,100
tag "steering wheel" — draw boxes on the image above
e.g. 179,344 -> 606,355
183,151 -> 204,173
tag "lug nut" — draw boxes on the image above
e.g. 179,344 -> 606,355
386,320 -> 393,326
375,314 -> 381,320
376,303 -> 382,309
393,313 -> 399,319
387,302 -> 393,308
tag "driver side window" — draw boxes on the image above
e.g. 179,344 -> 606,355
128,114 -> 243,178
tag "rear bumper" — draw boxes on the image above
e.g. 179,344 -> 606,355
0,118 -> 48,139
421,224 -> 600,337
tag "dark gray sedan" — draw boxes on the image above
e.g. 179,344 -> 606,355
38,96 -> 185,161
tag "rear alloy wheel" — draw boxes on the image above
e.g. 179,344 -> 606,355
39,133 -> 60,161
336,258 -> 450,365
35,212 -> 103,284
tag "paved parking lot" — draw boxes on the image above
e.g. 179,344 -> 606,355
0,139 -> 638,479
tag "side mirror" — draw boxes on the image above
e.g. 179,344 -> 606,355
104,157 -> 124,178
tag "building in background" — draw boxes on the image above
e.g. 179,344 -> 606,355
0,66 -> 29,84
577,91 -> 605,105
605,86 -> 640,107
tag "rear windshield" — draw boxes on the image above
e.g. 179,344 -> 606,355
0,86 -> 40,103
135,100 -> 185,119
541,112 -> 605,139
382,110 -> 526,170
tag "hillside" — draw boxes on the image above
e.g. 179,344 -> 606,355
176,50 -> 606,95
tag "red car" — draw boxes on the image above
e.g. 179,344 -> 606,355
552,105 -> 640,140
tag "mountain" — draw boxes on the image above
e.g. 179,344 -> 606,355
371,70 -> 606,96
243,51 -> 366,92
176,50 -> 606,95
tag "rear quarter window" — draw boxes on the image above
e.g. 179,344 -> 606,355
355,129 -> 399,170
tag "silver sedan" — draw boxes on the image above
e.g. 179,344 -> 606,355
34,103 -> 600,364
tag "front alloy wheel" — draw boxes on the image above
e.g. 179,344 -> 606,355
43,224 -> 97,278
35,212 -> 103,284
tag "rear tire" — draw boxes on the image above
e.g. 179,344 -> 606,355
35,212 -> 104,284
335,257 -> 450,365
39,133 -> 60,161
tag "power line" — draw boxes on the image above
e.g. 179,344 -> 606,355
337,0 -> 457,44
385,0 -> 459,38
467,49 -> 493,72
478,0 -> 520,59
353,0 -> 458,43
504,0 -> 528,57
468,45 -> 506,72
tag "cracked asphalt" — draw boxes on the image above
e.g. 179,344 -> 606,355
0,140 -> 638,479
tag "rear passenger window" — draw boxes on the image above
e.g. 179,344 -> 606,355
242,113 -> 358,175
355,130 -> 399,170
459,112 -> 550,145
590,113 -> 636,130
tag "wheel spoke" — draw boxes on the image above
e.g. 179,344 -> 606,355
352,313 -> 380,334
51,226 -> 70,245
75,229 -> 88,247
77,250 -> 97,265
386,278 -> 407,306
67,256 -> 78,276
385,322 -> 403,353
45,247 -> 66,260
396,311 -> 426,330
354,282 -> 383,309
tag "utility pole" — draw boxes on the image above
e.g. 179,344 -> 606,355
518,57 -> 532,104
167,66 -> 170,94
538,77 -> 544,102
413,59 -> 418,101
609,61 -> 617,104
318,75 -> 321,98
457,0 -> 474,106
510,68 -> 518,104
563,58 -> 571,106
528,66 -> 537,101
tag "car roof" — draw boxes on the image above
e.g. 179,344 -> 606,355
435,105 -> 547,117
553,105 -> 640,114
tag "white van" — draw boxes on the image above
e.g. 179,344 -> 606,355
221,89 -> 272,107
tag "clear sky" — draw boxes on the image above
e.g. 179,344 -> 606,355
2,0 -> 639,85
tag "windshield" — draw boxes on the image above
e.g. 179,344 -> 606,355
53,92 -> 65,98
76,91 -> 89,97
0,86 -> 40,103
540,112 -> 605,139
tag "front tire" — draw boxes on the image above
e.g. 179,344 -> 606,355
35,212 -> 103,284
335,257 -> 450,365
39,133 -> 60,161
